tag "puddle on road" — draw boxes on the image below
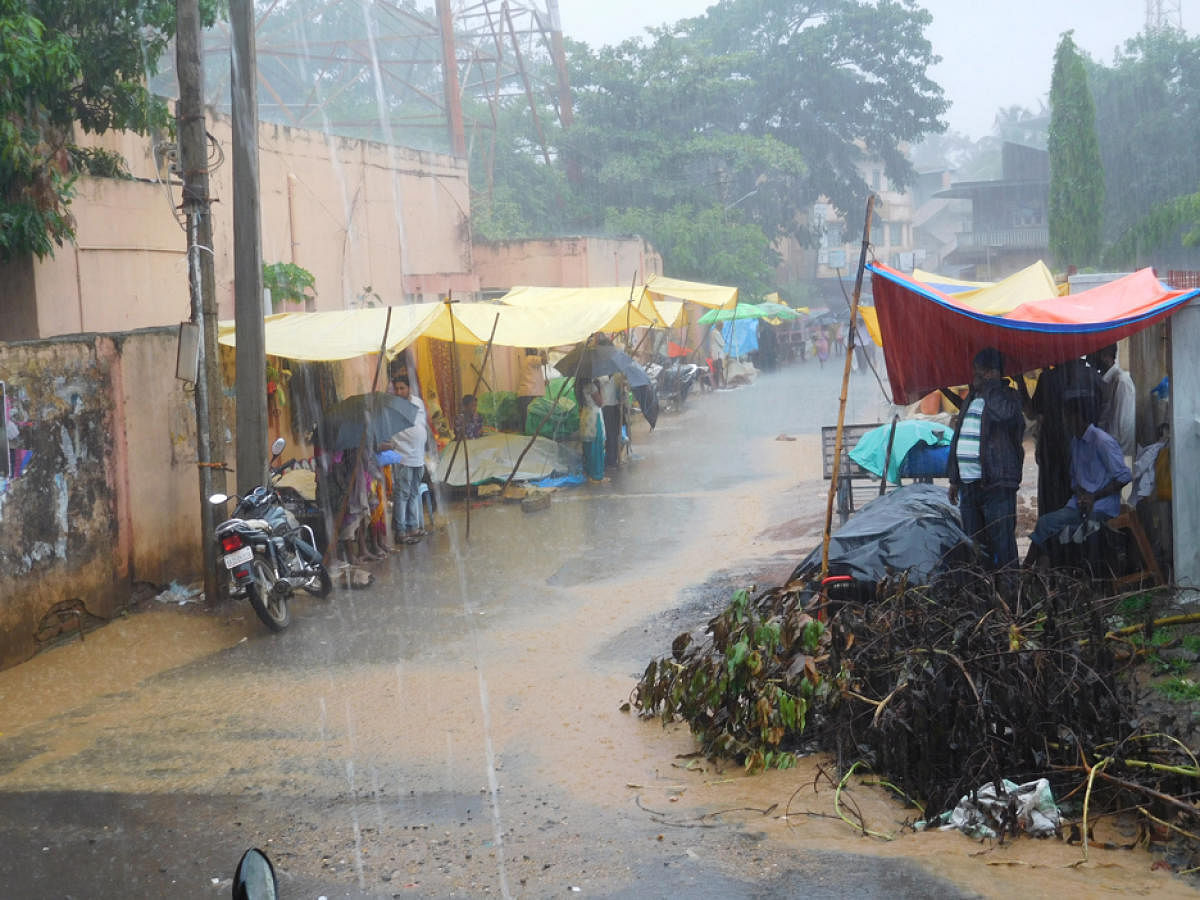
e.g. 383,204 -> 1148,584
0,608 -> 252,733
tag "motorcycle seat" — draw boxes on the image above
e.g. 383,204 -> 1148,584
242,518 -> 271,531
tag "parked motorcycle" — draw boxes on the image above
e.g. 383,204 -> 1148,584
650,358 -> 704,412
209,438 -> 332,631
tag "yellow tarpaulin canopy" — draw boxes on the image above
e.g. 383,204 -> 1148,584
653,299 -> 686,328
644,273 -> 738,310
911,269 -> 988,290
217,303 -> 485,361
453,298 -> 653,348
497,284 -> 671,329
937,261 -> 1061,315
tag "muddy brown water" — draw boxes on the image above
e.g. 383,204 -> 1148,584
0,364 -> 1193,897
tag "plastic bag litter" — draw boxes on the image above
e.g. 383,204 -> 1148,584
915,778 -> 1061,840
155,581 -> 203,606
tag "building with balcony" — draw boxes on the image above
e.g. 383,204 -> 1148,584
934,142 -> 1050,280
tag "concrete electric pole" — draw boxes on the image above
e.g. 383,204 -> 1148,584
230,0 -> 268,494
176,0 -> 226,604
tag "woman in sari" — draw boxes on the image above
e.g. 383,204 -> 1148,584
580,379 -> 606,482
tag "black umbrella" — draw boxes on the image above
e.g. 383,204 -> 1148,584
320,392 -> 418,451
556,344 -> 651,388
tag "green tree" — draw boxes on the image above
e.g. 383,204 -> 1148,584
0,0 -> 217,261
1047,31 -> 1105,268
477,0 -> 945,294
565,0 -> 946,245
1102,189 -> 1200,269
1089,28 -> 1200,246
606,204 -> 777,300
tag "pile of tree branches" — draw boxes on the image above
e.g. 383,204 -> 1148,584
632,569 -> 1200,832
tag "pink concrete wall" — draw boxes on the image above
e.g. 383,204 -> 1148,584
473,237 -> 662,292
28,113 -> 479,338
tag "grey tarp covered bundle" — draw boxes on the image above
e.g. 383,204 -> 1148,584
916,778 -> 1062,840
435,433 -> 578,486
790,483 -> 976,584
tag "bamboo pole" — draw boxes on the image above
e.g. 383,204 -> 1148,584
442,310 -> 500,540
820,194 -> 876,579
442,312 -> 501,481
441,293 -> 473,538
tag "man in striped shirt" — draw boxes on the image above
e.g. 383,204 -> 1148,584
948,348 -> 1025,572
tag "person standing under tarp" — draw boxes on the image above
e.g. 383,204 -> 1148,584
1090,344 -> 1136,460
517,348 -> 546,432
580,379 -> 606,482
387,375 -> 428,544
948,347 -> 1025,572
1028,357 -> 1103,516
591,334 -> 622,467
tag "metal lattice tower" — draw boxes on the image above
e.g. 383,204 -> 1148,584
1146,0 -> 1183,29
194,0 -> 571,159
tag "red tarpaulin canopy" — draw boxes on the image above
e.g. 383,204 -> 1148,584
869,263 -> 1200,404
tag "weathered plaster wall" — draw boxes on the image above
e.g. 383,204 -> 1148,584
4,112 -> 479,343
472,236 -> 662,293
0,330 -> 197,669
117,333 -> 205,584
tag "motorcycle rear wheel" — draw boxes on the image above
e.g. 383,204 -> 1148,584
301,565 -> 333,598
246,557 -> 292,632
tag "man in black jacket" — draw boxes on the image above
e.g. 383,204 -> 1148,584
948,347 -> 1025,571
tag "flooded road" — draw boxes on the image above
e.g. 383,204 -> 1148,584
0,362 -> 1187,897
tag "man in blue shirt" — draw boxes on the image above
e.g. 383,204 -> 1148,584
1026,395 -> 1131,565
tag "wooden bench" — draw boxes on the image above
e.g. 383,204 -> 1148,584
821,422 -> 884,523
822,418 -> 954,523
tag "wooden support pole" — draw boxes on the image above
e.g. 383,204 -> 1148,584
821,194 -> 876,579
230,0 -> 267,495
442,312 -> 501,488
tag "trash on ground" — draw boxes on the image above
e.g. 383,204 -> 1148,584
155,581 -> 203,606
915,778 -> 1062,840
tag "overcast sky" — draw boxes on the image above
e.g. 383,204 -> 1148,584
558,0 -> 1191,138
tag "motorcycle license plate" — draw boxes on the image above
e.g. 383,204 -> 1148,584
223,546 -> 253,569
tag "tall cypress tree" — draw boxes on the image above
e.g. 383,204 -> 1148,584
1048,32 -> 1105,268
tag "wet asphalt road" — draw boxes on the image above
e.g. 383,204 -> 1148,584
0,360 -> 975,898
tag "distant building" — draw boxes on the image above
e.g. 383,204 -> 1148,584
910,169 -> 971,274
934,142 -> 1049,280
774,157 -> 919,308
